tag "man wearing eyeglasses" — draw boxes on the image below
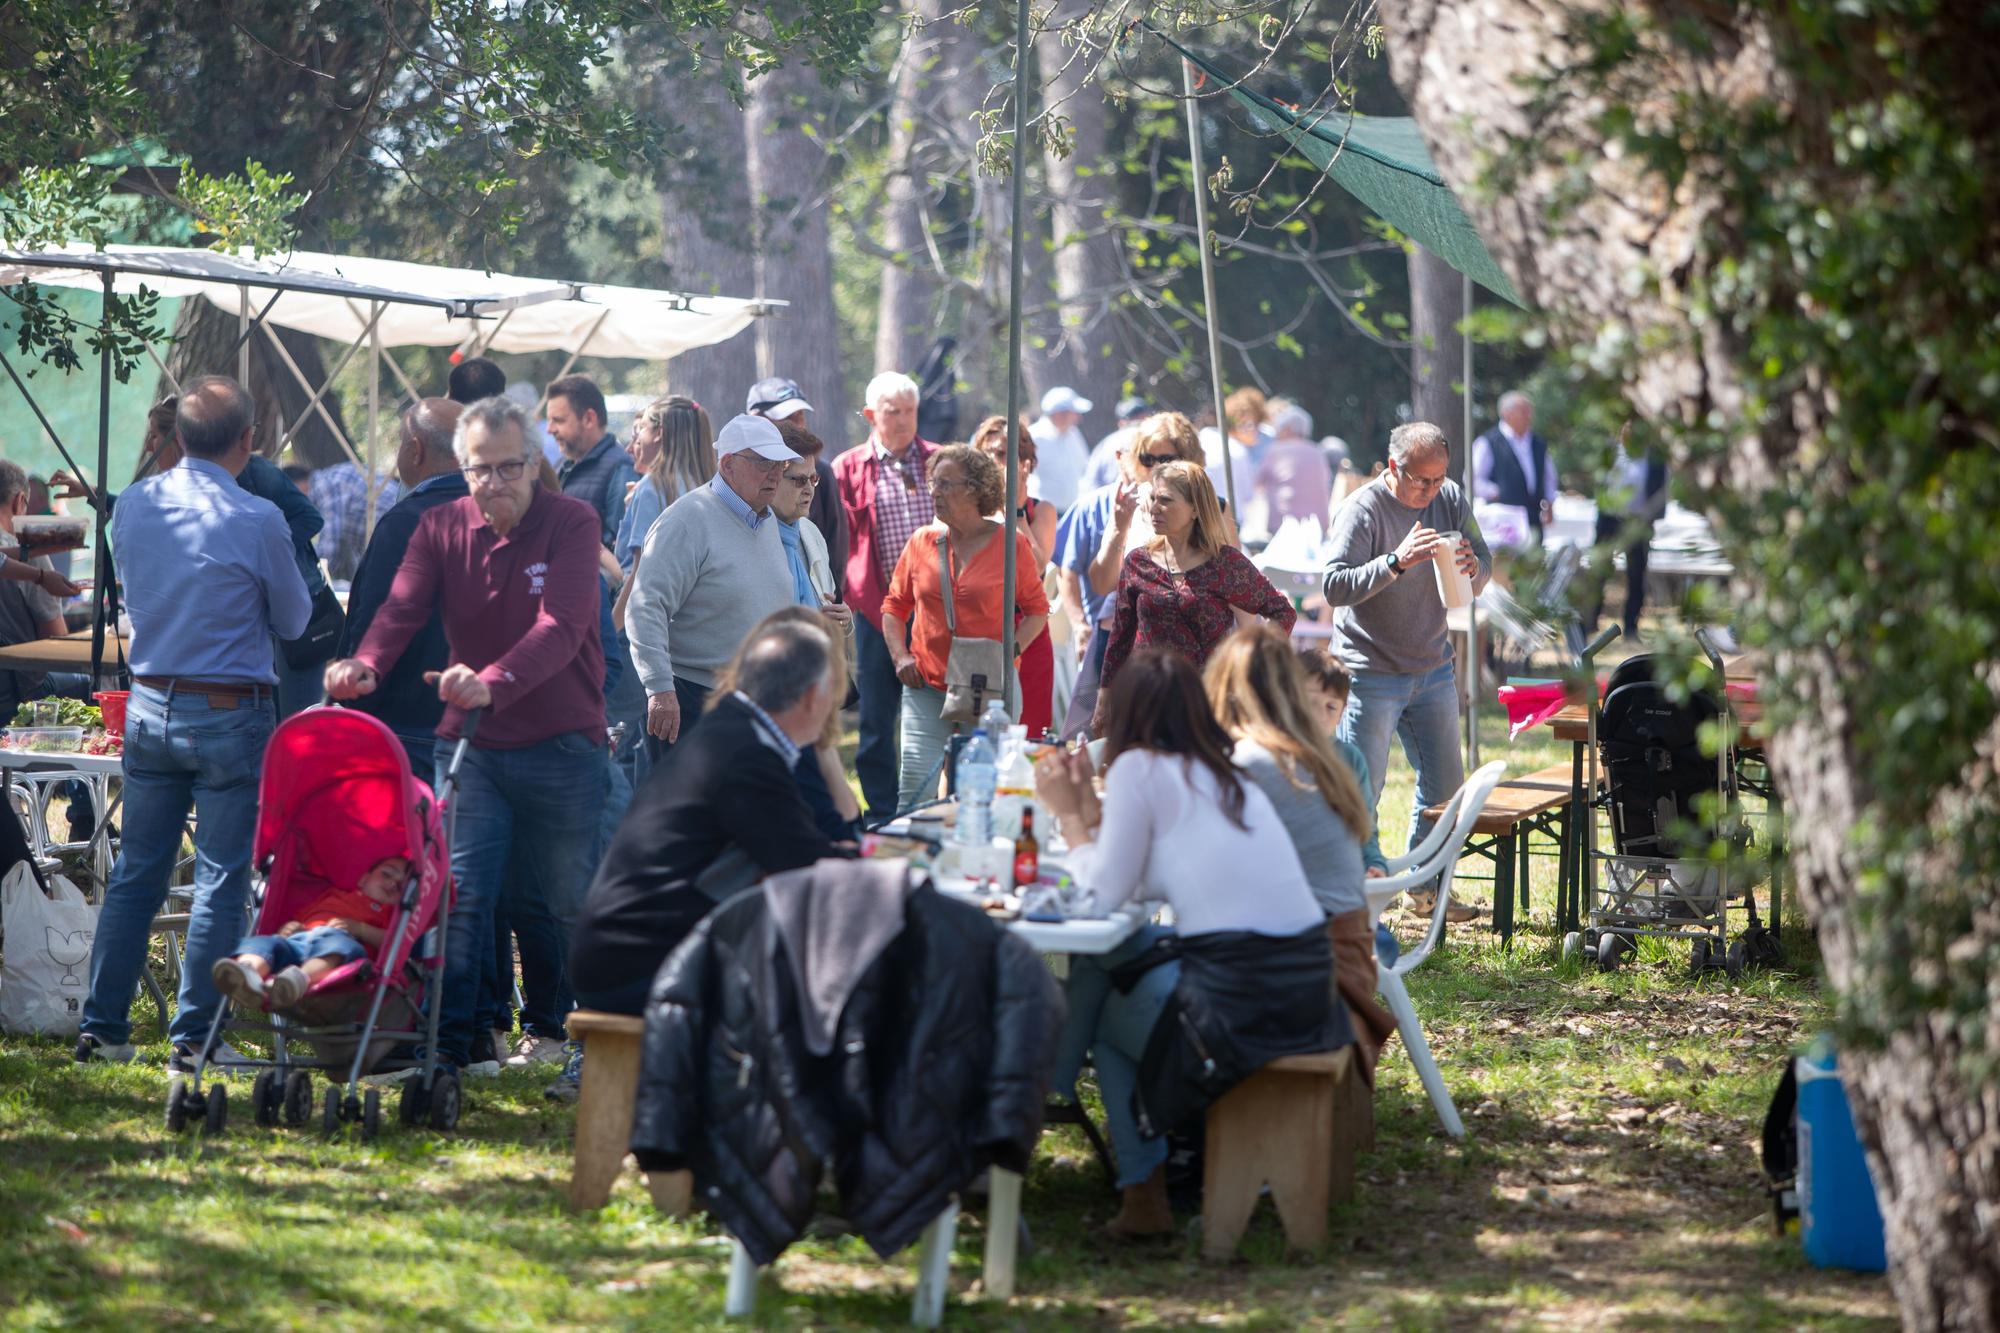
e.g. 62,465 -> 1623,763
623,414 -> 802,760
324,395 -> 609,1077
1322,421 -> 1492,920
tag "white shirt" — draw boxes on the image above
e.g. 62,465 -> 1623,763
1196,426 -> 1254,506
1069,748 -> 1325,938
1027,418 -> 1090,513
1472,422 -> 1555,505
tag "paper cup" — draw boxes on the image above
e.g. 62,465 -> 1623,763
1432,531 -> 1475,609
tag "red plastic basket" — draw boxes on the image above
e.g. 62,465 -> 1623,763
95,690 -> 130,736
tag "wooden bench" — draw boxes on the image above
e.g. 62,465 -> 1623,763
1201,1048 -> 1359,1260
566,1010 -> 691,1214
1423,766 -> 1596,946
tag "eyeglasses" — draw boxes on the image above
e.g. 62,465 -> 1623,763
1402,470 -> 1448,492
930,478 -> 973,494
461,458 -> 528,483
1135,452 -> 1180,468
783,471 -> 820,489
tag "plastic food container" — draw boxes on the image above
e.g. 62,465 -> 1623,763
3,726 -> 86,753
14,515 -> 90,553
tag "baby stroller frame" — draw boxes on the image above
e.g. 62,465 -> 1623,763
166,708 -> 482,1140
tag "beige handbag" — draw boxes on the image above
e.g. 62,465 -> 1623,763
935,532 -> 1007,723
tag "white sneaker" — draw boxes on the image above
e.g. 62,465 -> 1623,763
74,1034 -> 137,1064
506,1034 -> 568,1067
462,1057 -> 502,1079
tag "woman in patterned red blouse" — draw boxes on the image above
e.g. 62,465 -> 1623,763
1091,461 -> 1295,734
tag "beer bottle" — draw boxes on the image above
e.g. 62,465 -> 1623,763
1013,807 -> 1040,887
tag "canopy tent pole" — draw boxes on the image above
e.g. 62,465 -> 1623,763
92,270 -> 113,681
1462,269 -> 1479,768
998,0 -> 1031,715
367,301 -> 382,531
344,297 -> 426,410
238,286 -> 250,383
262,310 -> 385,465
532,310 -> 613,418
1182,60 -> 1236,508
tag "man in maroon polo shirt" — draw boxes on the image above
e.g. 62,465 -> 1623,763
324,395 -> 607,1083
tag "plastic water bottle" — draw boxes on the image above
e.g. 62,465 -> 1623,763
955,728 -> 997,848
979,698 -> 1012,738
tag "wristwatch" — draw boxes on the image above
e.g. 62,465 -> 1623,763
1385,552 -> 1403,575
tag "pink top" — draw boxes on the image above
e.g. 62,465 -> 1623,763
355,487 -> 606,749
1252,440 -> 1334,527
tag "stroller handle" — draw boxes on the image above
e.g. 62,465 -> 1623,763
438,706 -> 484,799
1580,624 -> 1622,661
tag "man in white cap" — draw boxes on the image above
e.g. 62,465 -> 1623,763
625,413 -> 802,758
1029,386 -> 1093,513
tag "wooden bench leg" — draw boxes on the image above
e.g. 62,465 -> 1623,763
1329,1060 -> 1367,1194
568,1033 -> 641,1211
1203,1067 -> 1336,1259
646,1168 -> 692,1217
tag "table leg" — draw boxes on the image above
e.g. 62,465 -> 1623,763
1555,802 -> 1573,934
982,1167 -> 1022,1300
1495,832 -> 1516,948
1768,785 -> 1786,942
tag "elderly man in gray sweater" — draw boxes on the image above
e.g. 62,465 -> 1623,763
626,414 -> 802,759
1321,421 -> 1492,914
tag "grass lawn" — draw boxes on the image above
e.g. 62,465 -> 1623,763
0,714 -> 1894,1330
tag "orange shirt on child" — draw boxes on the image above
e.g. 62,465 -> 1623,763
301,885 -> 395,931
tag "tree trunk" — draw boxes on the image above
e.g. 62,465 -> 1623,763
658,73 -> 760,421
159,299 -> 356,471
1377,3 -> 2000,1327
747,56 -> 854,450
874,0 -> 954,380
1034,1 -> 1130,440
1407,244 -> 1465,445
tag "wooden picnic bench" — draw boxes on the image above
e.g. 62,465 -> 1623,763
1423,763 -> 1598,946
1202,1048 -> 1361,1260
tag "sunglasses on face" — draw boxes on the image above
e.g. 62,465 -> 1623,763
461,458 -> 529,483
783,471 -> 820,489
1135,452 -> 1180,468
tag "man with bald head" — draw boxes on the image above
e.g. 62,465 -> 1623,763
336,397 -> 467,774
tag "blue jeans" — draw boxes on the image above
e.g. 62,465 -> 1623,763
1339,660 -> 1465,865
897,684 -> 960,813
236,926 -> 369,971
853,616 -> 903,819
1053,925 -> 1181,1189
82,683 -> 274,1046
435,731 -> 607,1065
272,639 -> 326,720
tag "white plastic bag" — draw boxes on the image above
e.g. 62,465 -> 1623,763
0,862 -> 97,1036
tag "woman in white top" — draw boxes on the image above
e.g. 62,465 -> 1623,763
1036,647 -> 1323,1238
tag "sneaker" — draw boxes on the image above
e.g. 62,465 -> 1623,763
506,1034 -> 568,1068
266,966 -> 309,1010
463,1028 -> 502,1079
211,959 -> 268,1010
74,1034 -> 137,1064
543,1041 -> 584,1103
1444,900 -> 1482,924
167,1039 -> 253,1075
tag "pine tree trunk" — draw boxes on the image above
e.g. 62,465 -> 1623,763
1407,244 -> 1465,444
657,72 -> 760,421
747,56 -> 853,450
874,0 -> 953,380
160,298 -> 356,471
1377,3 -> 2000,1327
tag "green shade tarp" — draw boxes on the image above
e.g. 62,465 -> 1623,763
1162,33 -> 1527,308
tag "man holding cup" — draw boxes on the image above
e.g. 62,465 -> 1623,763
1321,422 -> 1491,918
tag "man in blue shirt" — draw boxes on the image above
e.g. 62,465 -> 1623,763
76,375 -> 313,1069
546,374 -> 637,551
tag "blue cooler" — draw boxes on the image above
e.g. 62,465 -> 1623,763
1795,1040 -> 1887,1272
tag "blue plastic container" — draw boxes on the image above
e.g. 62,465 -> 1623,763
1795,1039 -> 1887,1272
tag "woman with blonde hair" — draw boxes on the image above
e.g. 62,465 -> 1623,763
1091,460 -> 1292,732
1205,625 -> 1397,1079
614,395 -> 714,574
706,604 -> 862,839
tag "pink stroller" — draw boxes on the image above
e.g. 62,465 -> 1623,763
166,707 -> 478,1139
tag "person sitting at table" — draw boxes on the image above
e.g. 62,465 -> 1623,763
880,444 -> 1048,812
1034,647 -> 1344,1239
1090,461 -> 1294,735
1205,625 -> 1397,1080
567,614 -> 849,1017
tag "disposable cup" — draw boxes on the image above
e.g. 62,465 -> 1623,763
1432,530 -> 1475,609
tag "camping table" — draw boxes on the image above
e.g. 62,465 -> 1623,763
0,745 -> 126,888
0,632 -> 132,676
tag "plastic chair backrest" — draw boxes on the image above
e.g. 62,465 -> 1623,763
1364,761 -> 1508,977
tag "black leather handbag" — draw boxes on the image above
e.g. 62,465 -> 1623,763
280,582 -> 346,670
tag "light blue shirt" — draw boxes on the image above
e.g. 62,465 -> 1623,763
113,458 -> 314,683
614,475 -> 667,573
734,689 -> 800,768
1054,483 -> 1123,627
710,474 -> 770,531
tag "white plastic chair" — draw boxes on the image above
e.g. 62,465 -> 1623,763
1363,760 -> 1509,1139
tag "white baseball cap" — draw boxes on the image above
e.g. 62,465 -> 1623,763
1040,386 -> 1093,416
713,413 -> 801,462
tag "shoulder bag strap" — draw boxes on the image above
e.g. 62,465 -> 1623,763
935,531 -> 957,634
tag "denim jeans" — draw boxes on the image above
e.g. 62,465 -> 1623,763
1060,624 -> 1108,741
272,638 -> 326,720
434,730 -> 607,1065
853,616 -> 904,819
897,683 -> 960,813
1339,660 -> 1465,865
392,730 -> 438,787
82,683 -> 274,1046
235,925 -> 368,970
1052,924 -> 1181,1188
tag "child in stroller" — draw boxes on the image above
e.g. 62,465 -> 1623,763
212,851 -> 412,1013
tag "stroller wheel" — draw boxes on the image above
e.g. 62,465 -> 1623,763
361,1089 -> 382,1143
201,1082 -> 228,1137
321,1087 -> 343,1138
1725,939 -> 1748,979
1561,931 -> 1583,962
1689,936 -> 1711,975
428,1068 -> 462,1132
252,1070 -> 280,1128
398,1077 -> 428,1128
1596,931 -> 1629,972
284,1071 -> 313,1127
166,1076 -> 191,1134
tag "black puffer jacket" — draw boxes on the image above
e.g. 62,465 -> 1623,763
630,860 -> 1064,1265
1134,924 -> 1350,1138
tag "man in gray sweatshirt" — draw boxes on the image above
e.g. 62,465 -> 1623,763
1321,422 -> 1492,907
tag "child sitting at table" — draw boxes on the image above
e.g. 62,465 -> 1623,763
211,854 -> 411,1011
1296,647 -> 1390,878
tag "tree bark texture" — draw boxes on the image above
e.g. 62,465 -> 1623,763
1034,1 -> 1132,440
657,72 -> 760,422
1406,243 -> 1465,447
748,56 -> 854,450
159,298 -> 356,471
874,0 -> 954,379
1376,3 -> 1999,1328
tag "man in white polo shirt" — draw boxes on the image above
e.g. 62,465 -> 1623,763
625,414 -> 802,759
1028,386 -> 1093,513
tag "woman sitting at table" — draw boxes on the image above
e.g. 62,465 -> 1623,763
1036,647 -> 1344,1239
880,444 -> 1048,812
1205,625 -> 1398,1080
1090,461 -> 1293,735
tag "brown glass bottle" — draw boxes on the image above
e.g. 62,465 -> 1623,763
1013,807 -> 1039,887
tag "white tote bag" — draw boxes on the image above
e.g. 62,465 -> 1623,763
0,863 -> 97,1036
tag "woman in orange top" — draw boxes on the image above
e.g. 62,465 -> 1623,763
881,444 -> 1050,811
970,414 -> 1059,737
